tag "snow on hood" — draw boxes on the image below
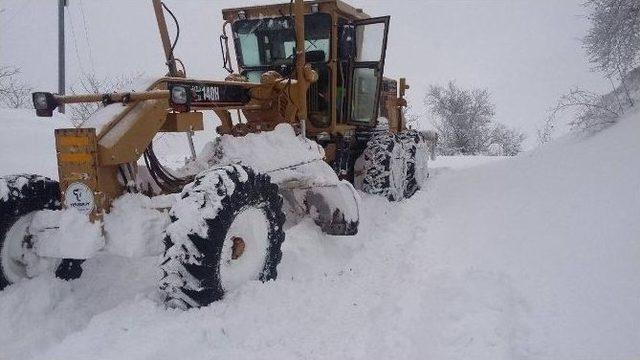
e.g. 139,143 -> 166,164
177,123 -> 335,185
213,123 -> 325,172
80,76 -> 158,133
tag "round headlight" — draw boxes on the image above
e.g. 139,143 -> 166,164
171,86 -> 189,105
33,93 -> 49,110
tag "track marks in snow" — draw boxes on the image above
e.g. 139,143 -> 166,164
0,255 -> 159,359
0,188 -> 532,360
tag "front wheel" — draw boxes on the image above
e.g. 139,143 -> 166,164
159,165 -> 286,309
0,174 -> 82,290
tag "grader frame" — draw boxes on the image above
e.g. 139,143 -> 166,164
0,0 -> 439,306
32,0 -> 410,219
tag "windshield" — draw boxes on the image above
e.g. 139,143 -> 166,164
233,13 -> 331,68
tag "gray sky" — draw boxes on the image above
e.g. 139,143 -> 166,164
0,0 -> 609,147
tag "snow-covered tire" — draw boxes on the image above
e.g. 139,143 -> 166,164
159,165 -> 286,309
305,190 -> 358,236
397,130 -> 429,198
361,132 -> 407,201
0,174 -> 82,290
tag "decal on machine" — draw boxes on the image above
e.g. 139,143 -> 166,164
64,182 -> 95,214
172,82 -> 251,106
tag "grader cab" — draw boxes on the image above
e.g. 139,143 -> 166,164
0,0 -> 436,308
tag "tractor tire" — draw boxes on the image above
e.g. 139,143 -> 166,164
159,165 -> 286,309
0,174 -> 83,290
361,132 -> 407,201
397,130 -> 430,198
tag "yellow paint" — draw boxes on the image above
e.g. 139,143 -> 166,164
58,153 -> 93,163
58,136 -> 92,147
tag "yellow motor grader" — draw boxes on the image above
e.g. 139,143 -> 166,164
0,0 -> 436,308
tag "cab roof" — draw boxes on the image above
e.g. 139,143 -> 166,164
221,0 -> 370,22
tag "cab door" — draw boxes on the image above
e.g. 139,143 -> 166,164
347,16 -> 390,126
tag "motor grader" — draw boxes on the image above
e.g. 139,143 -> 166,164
0,0 -> 436,308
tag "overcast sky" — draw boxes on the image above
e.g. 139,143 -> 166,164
0,0 -> 610,147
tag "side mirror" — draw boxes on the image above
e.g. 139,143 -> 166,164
219,20 -> 234,74
339,24 -> 356,62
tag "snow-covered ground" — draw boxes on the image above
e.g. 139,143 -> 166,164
0,106 -> 639,359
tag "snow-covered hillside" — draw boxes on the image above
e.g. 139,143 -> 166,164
0,105 -> 638,359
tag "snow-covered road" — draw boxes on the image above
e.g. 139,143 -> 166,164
0,108 -> 639,359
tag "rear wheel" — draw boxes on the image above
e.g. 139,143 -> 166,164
159,165 -> 285,309
398,130 -> 429,198
0,174 -> 82,290
360,132 -> 407,201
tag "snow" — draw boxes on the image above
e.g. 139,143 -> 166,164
99,100 -> 165,148
81,102 -> 129,134
0,179 -> 9,201
0,176 -> 30,202
430,154 -> 508,170
81,76 -> 158,134
0,104 -> 639,359
0,109 -> 72,179
103,194 -> 170,258
32,209 -> 104,259
180,123 -> 332,185
163,165 -> 253,266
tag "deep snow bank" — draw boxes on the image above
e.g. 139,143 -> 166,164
421,106 -> 640,359
0,104 -> 638,359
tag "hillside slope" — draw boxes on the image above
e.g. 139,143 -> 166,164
0,106 -> 638,359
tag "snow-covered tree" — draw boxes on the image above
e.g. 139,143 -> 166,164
402,105 -> 421,129
583,0 -> 640,105
425,82 -> 524,155
489,122 -> 526,156
541,0 -> 639,143
425,81 -> 494,155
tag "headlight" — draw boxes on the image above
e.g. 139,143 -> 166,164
170,85 -> 189,105
33,93 -> 49,110
32,92 -> 57,117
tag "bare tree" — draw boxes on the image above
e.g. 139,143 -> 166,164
546,87 -> 620,135
536,116 -> 556,146
0,66 -> 32,109
69,73 -> 142,125
0,67 -> 19,82
583,0 -> 640,106
540,0 -> 638,144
